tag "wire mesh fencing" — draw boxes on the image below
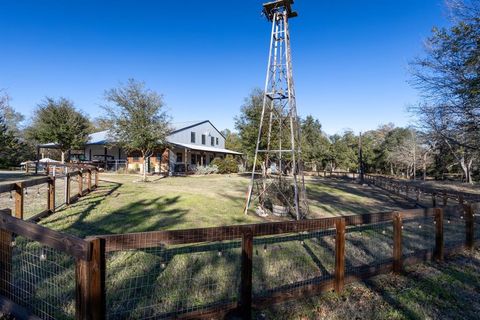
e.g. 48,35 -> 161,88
105,240 -> 242,319
22,185 -> 49,220
69,176 -> 80,201
402,215 -> 436,258
0,191 -> 15,215
55,178 -> 67,209
443,205 -> 467,248
253,229 -> 336,297
345,221 -> 393,275
1,235 -> 76,320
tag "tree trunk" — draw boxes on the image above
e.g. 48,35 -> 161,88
423,153 -> 427,181
459,157 -> 473,184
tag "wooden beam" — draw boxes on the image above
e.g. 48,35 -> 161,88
0,209 -> 12,299
0,211 -> 91,260
464,204 -> 474,250
334,218 -> 345,293
393,212 -> 402,273
76,258 -> 89,320
89,238 -> 106,320
240,228 -> 253,320
434,208 -> 444,261
48,177 -> 55,213
78,171 -> 83,197
14,183 -> 24,220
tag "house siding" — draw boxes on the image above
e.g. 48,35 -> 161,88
168,121 -> 225,149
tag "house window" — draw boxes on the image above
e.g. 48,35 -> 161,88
191,154 -> 197,165
156,153 -> 162,161
191,132 -> 196,143
202,134 -> 206,145
176,153 -> 183,163
211,137 -> 215,146
216,138 -> 219,145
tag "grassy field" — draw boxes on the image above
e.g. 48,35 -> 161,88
1,172 -> 477,319
256,247 -> 480,320
37,173 -> 413,237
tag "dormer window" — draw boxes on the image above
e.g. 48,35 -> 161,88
216,138 -> 219,145
191,132 -> 196,143
211,137 -> 215,146
201,134 -> 206,145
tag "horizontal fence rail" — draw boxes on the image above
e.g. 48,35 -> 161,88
0,168 -> 99,223
0,203 -> 478,319
364,173 -> 480,206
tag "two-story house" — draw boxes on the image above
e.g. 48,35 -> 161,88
39,120 -> 242,174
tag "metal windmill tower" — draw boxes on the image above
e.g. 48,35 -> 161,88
244,0 -> 308,220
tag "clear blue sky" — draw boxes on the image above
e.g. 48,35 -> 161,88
0,0 -> 449,135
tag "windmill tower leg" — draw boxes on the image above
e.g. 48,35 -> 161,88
244,0 -> 308,219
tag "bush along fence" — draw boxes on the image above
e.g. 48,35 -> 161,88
0,165 -> 99,222
0,204 -> 478,319
364,174 -> 480,208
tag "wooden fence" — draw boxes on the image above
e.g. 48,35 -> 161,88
0,203 -> 477,319
0,167 -> 99,222
364,174 -> 480,207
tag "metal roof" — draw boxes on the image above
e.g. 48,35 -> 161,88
168,140 -> 243,155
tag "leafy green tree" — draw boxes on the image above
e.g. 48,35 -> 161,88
27,97 -> 90,163
223,129 -> 242,152
102,79 -> 170,181
330,131 -> 358,171
301,115 -> 330,172
234,88 -> 265,166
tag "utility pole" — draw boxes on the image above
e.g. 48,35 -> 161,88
358,132 -> 364,183
244,0 -> 308,220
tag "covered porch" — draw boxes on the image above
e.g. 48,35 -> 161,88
169,142 -> 243,173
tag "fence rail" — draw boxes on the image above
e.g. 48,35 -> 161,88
364,173 -> 480,207
0,168 -> 99,223
0,202 -> 478,319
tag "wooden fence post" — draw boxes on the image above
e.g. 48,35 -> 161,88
76,257 -> 89,320
78,171 -> 83,197
86,170 -> 92,193
0,209 -> 12,299
94,169 -> 99,189
66,174 -> 71,205
240,227 -> 253,320
14,183 -> 24,220
48,177 -> 55,213
432,193 -> 436,207
459,194 -> 464,205
415,188 -> 420,204
464,204 -> 474,250
76,238 -> 106,320
443,192 -> 448,206
434,208 -> 444,261
335,218 -> 346,293
90,238 -> 106,320
393,212 -> 403,273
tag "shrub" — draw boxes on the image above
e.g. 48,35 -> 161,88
194,165 -> 219,175
210,156 -> 239,174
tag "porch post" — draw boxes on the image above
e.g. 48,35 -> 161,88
184,148 -> 187,173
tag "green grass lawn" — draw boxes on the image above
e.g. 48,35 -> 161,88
257,247 -> 480,320
39,173 -> 411,237
5,173 -> 477,319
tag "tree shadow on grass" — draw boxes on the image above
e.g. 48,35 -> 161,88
42,179 -> 188,237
